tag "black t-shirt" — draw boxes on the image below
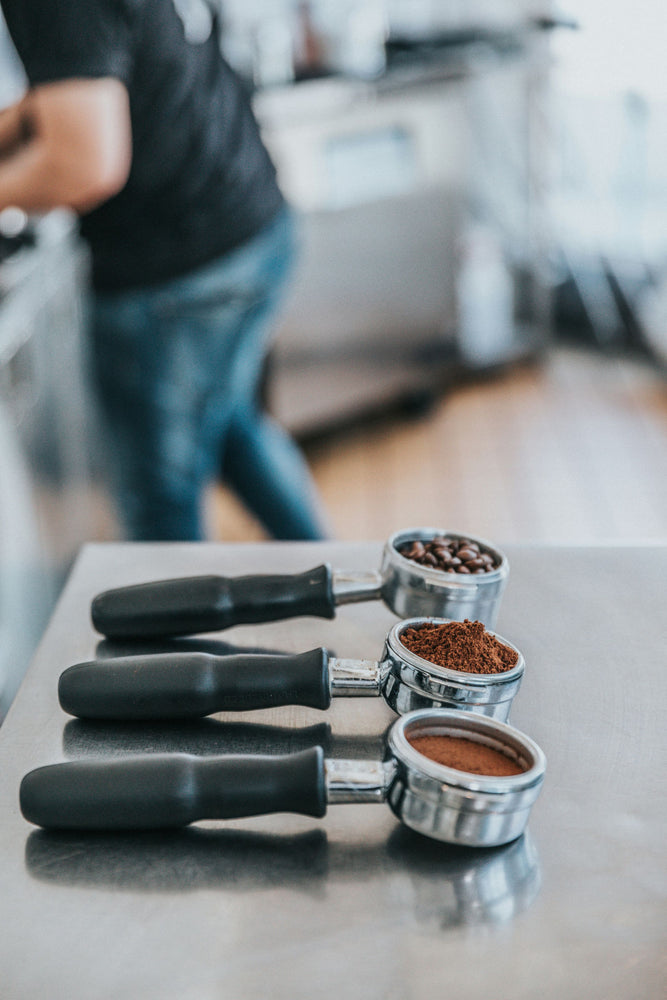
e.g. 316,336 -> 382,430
1,0 -> 284,291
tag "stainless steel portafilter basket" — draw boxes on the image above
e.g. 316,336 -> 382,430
384,710 -> 546,847
379,529 -> 508,628
20,710 -> 546,848
90,528 -> 509,639
381,617 -> 523,720
59,618 -> 525,724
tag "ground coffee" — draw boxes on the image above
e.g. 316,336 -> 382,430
397,535 -> 500,574
408,733 -> 525,776
400,619 -> 518,674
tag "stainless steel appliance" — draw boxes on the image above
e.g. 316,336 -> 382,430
255,73 -> 465,432
0,212 -> 94,720
250,17 -> 551,433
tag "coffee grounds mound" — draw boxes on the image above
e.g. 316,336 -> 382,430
408,733 -> 525,776
400,619 -> 518,675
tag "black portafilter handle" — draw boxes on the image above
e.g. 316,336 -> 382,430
19,749 -> 327,831
90,564 -> 337,639
58,648 -> 331,720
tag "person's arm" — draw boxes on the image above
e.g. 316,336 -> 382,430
0,76 -> 132,214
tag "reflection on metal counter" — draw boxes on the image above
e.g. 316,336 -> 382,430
24,824 -> 541,926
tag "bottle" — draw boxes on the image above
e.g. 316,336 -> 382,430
456,225 -> 515,368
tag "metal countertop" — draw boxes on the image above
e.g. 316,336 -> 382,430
0,540 -> 665,1000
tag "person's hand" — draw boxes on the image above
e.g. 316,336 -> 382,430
0,95 -> 32,159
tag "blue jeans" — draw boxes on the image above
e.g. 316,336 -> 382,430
91,208 -> 329,541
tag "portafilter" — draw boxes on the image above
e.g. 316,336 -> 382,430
59,618 -> 524,724
20,709 -> 546,849
90,528 -> 509,639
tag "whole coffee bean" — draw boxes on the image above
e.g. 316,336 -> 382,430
397,534 -> 501,575
457,547 -> 478,561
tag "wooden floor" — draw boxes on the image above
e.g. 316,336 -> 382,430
210,344 -> 667,546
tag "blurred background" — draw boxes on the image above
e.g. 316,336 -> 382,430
1,0 -> 666,717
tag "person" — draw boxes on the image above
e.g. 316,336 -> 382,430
0,0 -> 331,541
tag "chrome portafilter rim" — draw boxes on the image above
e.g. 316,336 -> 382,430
388,709 -> 547,796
